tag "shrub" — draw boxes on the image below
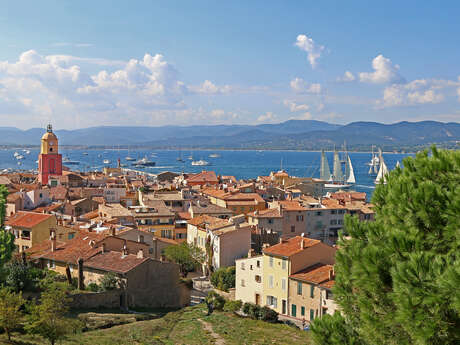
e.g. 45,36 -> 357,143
223,299 -> 242,313
248,303 -> 262,319
100,273 -> 119,291
205,291 -> 225,311
242,302 -> 252,315
210,266 -> 235,292
259,306 -> 278,322
5,260 -> 30,292
86,283 -> 100,292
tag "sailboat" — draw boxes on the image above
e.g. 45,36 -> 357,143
375,149 -> 389,184
321,148 -> 355,191
367,145 -> 380,174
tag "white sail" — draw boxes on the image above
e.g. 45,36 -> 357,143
373,159 -> 378,174
333,149 -> 343,181
375,150 -> 388,184
346,156 -> 356,184
396,161 -> 400,168
320,150 -> 331,181
368,164 -> 373,174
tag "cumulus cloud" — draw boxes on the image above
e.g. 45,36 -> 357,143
283,99 -> 309,112
257,111 -> 277,123
337,71 -> 355,82
289,112 -> 312,120
359,55 -> 405,84
290,77 -> 321,94
188,80 -> 232,94
294,34 -> 324,68
380,79 -> 447,107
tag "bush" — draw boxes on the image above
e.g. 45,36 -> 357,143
259,306 -> 278,322
38,270 -> 67,290
86,283 -> 100,292
242,302 -> 252,315
205,291 -> 225,311
248,303 -> 262,319
100,273 -> 119,291
5,260 -> 30,292
210,266 -> 235,292
223,299 -> 242,313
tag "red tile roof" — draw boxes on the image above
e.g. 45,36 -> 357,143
278,200 -> 307,211
187,171 -> 218,183
290,263 -> 334,285
263,236 -> 320,257
250,208 -> 282,218
84,251 -> 148,274
6,212 -> 53,228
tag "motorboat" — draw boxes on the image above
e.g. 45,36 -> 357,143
209,153 -> 220,158
133,157 -> 156,167
103,159 -> 111,164
63,157 -> 80,165
125,156 -> 136,161
191,160 -> 210,166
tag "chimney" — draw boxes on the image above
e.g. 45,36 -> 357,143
329,266 -> 335,280
300,238 -> 304,250
137,249 -> 144,259
101,242 -> 106,254
122,242 -> 128,256
50,229 -> 56,252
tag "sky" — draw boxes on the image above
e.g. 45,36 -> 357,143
0,0 -> 460,129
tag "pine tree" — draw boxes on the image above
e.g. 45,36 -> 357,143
0,288 -> 25,342
311,147 -> 460,345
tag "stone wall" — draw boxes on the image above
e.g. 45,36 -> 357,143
70,290 -> 122,309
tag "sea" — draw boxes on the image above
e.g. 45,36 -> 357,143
0,148 -> 412,201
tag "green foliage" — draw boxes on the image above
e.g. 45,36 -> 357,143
5,259 -> 31,292
259,306 -> 278,322
242,302 -> 251,315
223,299 -> 242,313
163,242 -> 205,278
25,284 -> 82,345
210,266 -> 236,292
314,147 -> 460,345
0,185 -> 15,268
100,272 -> 119,291
311,312 -> 363,345
205,291 -> 225,312
0,287 -> 25,341
248,303 -> 261,319
86,282 -> 100,292
180,277 -> 193,289
38,270 -> 68,290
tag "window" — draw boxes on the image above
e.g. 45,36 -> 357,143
331,209 -> 337,214
256,260 -> 260,268
296,215 -> 304,221
297,282 -> 302,295
281,278 -> 286,291
291,225 -> 295,232
149,248 -> 153,254
268,275 -> 274,288
316,211 -> 322,216
310,285 -> 315,298
241,262 -> 245,270
268,218 -> 273,224
255,275 -> 261,283
301,306 -> 305,316
282,259 -> 286,270
266,296 -> 277,308
291,304 -> 297,317
250,265 -> 253,270
310,309 -> 315,321
269,256 -> 273,267
48,260 -> 55,269
330,219 -> 337,225
68,233 -> 75,240
338,219 -> 343,225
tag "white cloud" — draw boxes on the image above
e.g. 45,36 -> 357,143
188,80 -> 232,94
289,112 -> 312,120
337,71 -> 355,82
283,99 -> 310,112
359,55 -> 405,84
257,111 -> 277,123
290,77 -> 321,94
380,79 -> 448,107
51,42 -> 94,48
294,34 -> 324,69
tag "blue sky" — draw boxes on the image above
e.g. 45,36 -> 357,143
0,0 -> 459,129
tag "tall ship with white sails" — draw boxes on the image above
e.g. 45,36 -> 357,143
320,148 -> 356,191
368,145 -> 379,175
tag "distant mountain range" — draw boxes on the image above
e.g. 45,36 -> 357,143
1,120 -> 459,151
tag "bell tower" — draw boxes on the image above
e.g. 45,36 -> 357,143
38,124 -> 62,185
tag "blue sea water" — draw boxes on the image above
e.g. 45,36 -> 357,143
0,148 -> 412,200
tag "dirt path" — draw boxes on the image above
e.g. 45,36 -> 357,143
199,319 -> 226,345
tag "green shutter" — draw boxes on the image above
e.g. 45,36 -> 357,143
310,309 -> 314,321
301,306 -> 305,316
291,304 -> 297,317
297,282 -> 302,295
310,285 -> 314,298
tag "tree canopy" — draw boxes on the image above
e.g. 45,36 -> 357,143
164,242 -> 205,277
0,185 -> 15,267
312,147 -> 460,345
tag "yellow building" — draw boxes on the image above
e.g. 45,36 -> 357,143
262,236 -> 336,315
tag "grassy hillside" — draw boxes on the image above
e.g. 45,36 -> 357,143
0,305 -> 310,345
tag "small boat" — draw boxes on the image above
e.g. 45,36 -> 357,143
23,149 -> 30,154
191,160 -> 210,166
125,156 -> 136,161
13,152 -> 20,157
177,157 -> 185,162
209,153 -> 220,158
63,157 -> 80,165
83,152 -> 88,155
133,157 -> 156,167
16,155 -> 24,160
103,159 -> 111,164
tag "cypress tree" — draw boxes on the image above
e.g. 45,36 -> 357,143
311,147 -> 460,345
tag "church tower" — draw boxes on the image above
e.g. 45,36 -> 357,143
38,124 -> 62,185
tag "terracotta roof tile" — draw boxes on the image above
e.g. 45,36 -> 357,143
290,263 -> 334,285
263,236 -> 321,257
6,212 -> 53,228
187,171 -> 218,183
